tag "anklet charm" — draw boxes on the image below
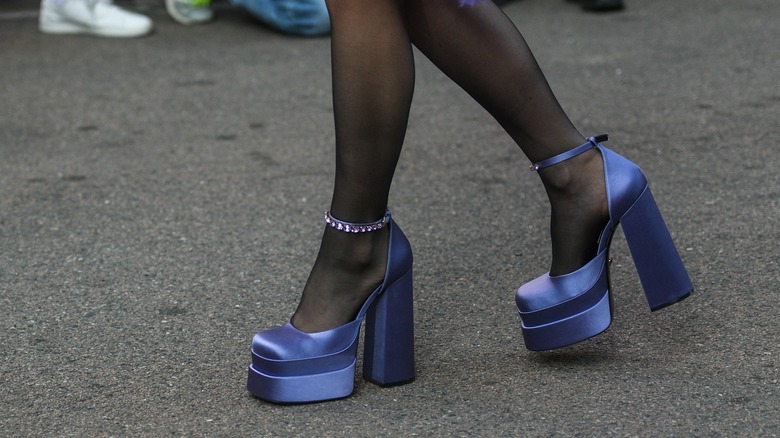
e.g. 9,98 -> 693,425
324,210 -> 391,233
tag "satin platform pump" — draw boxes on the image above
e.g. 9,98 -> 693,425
247,210 -> 415,403
515,135 -> 692,351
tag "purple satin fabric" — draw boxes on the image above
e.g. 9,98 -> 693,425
515,140 -> 692,351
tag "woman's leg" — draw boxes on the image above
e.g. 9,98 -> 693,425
290,0 -> 414,332
404,0 -> 608,276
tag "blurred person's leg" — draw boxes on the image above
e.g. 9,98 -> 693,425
229,0 -> 330,36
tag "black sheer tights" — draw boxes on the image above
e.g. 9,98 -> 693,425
290,0 -> 609,333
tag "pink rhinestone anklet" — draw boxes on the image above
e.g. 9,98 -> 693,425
324,210 -> 391,233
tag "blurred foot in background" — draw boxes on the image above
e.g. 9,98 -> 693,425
492,0 -> 625,12
39,0 -> 153,37
569,0 -> 625,12
165,0 -> 213,24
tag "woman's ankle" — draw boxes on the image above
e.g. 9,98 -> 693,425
539,148 -> 609,276
290,226 -> 389,333
538,147 -> 603,194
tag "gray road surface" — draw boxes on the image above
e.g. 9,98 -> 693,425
1,0 -> 778,436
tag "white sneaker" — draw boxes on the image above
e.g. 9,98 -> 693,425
165,0 -> 213,25
39,0 -> 153,38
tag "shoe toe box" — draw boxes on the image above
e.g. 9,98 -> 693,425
251,321 -> 361,361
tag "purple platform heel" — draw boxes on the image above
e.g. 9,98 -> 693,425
247,210 -> 415,403
516,135 -> 692,351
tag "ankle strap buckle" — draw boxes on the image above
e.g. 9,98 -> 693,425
529,134 -> 608,172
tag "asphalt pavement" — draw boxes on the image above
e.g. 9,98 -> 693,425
1,0 -> 779,436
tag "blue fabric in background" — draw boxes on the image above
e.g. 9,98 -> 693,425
230,0 -> 330,36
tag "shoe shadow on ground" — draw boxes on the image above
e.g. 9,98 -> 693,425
527,350 -> 620,366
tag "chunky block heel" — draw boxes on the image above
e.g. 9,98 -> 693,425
620,187 -> 693,310
247,211 -> 414,403
363,268 -> 415,386
516,135 -> 692,351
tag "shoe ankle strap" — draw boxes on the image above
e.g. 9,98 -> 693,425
324,210 -> 391,233
529,134 -> 608,172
